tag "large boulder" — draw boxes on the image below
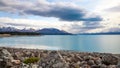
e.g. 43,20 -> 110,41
101,55 -> 118,65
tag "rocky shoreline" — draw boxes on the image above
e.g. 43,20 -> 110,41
0,47 -> 120,68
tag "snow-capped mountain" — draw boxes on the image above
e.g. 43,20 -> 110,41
0,27 -> 72,35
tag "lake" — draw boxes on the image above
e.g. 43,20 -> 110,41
0,35 -> 120,54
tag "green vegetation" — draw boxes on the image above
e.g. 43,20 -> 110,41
23,57 -> 40,64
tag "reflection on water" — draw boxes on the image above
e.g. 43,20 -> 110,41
98,35 -> 120,53
0,35 -> 120,54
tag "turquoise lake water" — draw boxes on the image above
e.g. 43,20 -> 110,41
0,35 -> 120,54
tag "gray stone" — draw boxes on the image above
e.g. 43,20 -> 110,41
0,61 -> 7,68
32,64 -> 39,68
41,63 -> 46,67
95,58 -> 102,65
2,49 -> 11,56
82,64 -> 90,68
84,55 -> 93,61
80,61 -> 87,65
117,65 -> 120,68
53,62 -> 64,68
108,65 -> 116,68
51,59 -> 55,63
77,61 -> 81,65
91,65 -> 100,68
39,66 -> 42,68
102,55 -> 118,65
117,61 -> 120,68
87,60 -> 95,65
99,64 -> 107,68
0,58 -> 3,61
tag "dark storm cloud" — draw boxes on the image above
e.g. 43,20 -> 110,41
24,6 -> 102,21
71,23 -> 103,30
0,0 -> 102,22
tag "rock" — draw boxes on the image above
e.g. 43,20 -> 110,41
41,63 -> 46,67
91,65 -> 100,68
87,60 -> 94,65
32,64 -> 39,68
51,59 -> 56,63
2,49 -> 11,56
52,62 -> 65,68
0,61 -> 7,68
117,61 -> 120,68
2,49 -> 13,60
100,64 -> 107,68
91,64 -> 107,68
39,66 -> 42,68
94,57 -> 102,65
0,49 -> 13,68
77,61 -> 81,65
70,54 -> 75,57
41,53 -> 48,58
84,55 -> 93,61
117,65 -> 120,68
80,61 -> 87,66
21,63 -> 30,68
11,60 -> 21,65
75,54 -> 83,61
108,65 -> 116,68
81,64 -> 90,68
6,61 -> 13,68
102,55 -> 118,65
72,63 -> 81,68
66,57 -> 71,62
0,58 -> 3,61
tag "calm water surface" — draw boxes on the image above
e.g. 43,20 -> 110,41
0,35 -> 120,54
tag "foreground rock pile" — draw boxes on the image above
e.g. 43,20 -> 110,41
0,47 -> 120,68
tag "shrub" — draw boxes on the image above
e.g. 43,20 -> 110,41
23,57 -> 40,64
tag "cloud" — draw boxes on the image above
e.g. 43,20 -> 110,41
0,0 -> 102,21
104,27 -> 120,32
62,22 -> 105,33
0,22 -> 37,27
106,4 -> 120,12
0,17 -> 68,29
0,17 -> 44,28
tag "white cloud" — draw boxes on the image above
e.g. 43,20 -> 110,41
0,17 -> 75,30
90,0 -> 120,33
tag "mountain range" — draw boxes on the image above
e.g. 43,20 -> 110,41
37,28 -> 72,35
0,27 -> 120,35
0,27 -> 72,35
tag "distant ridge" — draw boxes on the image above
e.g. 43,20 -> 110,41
37,28 -> 72,35
0,27 -> 72,35
1,27 -> 120,35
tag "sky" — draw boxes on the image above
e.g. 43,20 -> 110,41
0,0 -> 120,33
